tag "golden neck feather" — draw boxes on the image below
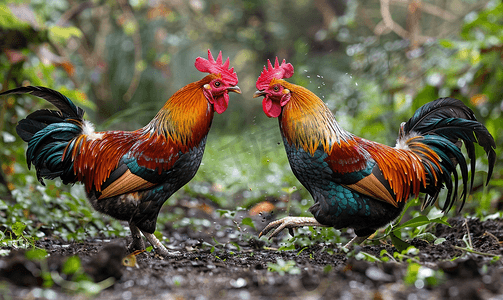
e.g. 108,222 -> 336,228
147,75 -> 215,143
279,81 -> 353,155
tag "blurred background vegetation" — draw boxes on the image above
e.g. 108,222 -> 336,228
0,0 -> 501,244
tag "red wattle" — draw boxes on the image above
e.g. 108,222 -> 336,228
213,94 -> 229,114
262,98 -> 282,118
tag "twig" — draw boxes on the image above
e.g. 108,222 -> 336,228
464,219 -> 473,249
56,1 -> 94,26
391,0 -> 456,21
378,0 -> 434,44
483,231 -> 500,244
452,246 -> 500,258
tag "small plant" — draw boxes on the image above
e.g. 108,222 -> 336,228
274,226 -> 342,251
404,263 -> 444,288
376,201 -> 451,252
267,258 -> 301,276
0,221 -> 49,256
354,251 -> 382,263
215,207 -> 257,242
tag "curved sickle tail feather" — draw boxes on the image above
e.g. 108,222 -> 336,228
399,97 -> 496,212
0,86 -> 86,185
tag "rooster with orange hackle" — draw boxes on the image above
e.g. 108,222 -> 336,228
1,50 -> 241,256
255,58 -> 495,247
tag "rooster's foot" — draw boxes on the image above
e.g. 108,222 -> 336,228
142,231 -> 180,258
128,223 -> 145,252
259,216 -> 327,239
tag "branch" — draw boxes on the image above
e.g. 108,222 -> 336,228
117,0 -> 143,102
56,1 -> 94,27
391,0 -> 456,21
380,0 -> 409,39
313,0 -> 337,29
379,0 -> 433,44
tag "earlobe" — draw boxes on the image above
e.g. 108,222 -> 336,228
204,84 -> 211,90
280,93 -> 291,106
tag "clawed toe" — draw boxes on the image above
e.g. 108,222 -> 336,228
259,216 -> 326,239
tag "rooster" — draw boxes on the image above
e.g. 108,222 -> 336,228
1,50 -> 241,256
254,58 -> 495,247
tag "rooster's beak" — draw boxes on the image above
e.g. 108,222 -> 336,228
253,90 -> 266,98
227,86 -> 241,94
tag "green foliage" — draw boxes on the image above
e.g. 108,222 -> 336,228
354,251 -> 381,263
275,226 -> 342,251
404,263 -> 445,288
48,26 -> 83,45
0,4 -> 31,29
267,258 -> 301,276
25,248 -> 48,261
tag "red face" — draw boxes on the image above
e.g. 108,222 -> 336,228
203,77 -> 241,114
254,82 -> 291,118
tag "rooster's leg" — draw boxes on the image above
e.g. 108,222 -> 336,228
343,235 -> 371,249
141,230 -> 180,257
259,216 -> 327,239
128,222 -> 145,252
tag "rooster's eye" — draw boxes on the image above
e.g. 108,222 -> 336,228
214,81 -> 221,87
273,86 -> 279,92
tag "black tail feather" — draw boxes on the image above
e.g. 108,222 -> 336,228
16,109 -> 69,142
403,97 -> 496,212
1,86 -> 86,185
0,86 -> 84,119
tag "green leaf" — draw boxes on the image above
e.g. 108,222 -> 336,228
296,246 -> 308,256
355,251 -> 381,262
490,256 -> 500,264
154,230 -> 163,239
25,248 -> 48,261
414,232 -> 437,243
429,217 -> 451,227
0,5 -> 31,30
216,209 -> 234,218
62,256 -> 82,275
393,216 -> 430,231
11,221 -> 26,237
323,265 -> 332,273
48,25 -> 83,44
404,263 -> 421,285
278,243 -> 296,251
439,39 -> 455,49
390,230 -> 412,252
241,217 -> 256,230
230,241 -> 241,252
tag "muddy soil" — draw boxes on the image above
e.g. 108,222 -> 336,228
1,201 -> 503,299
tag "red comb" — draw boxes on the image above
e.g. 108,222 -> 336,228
195,49 -> 238,86
256,57 -> 294,90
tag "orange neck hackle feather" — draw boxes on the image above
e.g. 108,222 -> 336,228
64,75 -> 216,193
152,74 -> 216,144
278,79 -> 359,156
278,80 -> 442,204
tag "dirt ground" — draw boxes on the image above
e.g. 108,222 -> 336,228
1,200 -> 503,300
